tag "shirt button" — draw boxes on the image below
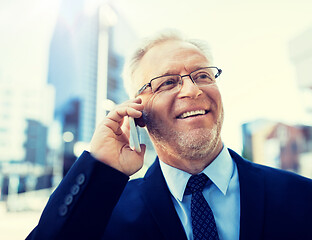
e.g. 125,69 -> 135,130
71,184 -> 80,195
59,204 -> 68,216
64,194 -> 73,205
76,173 -> 85,185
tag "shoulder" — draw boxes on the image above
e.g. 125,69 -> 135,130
229,148 -> 312,191
110,159 -> 164,215
123,177 -> 145,196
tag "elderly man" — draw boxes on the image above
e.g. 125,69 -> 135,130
27,31 -> 312,240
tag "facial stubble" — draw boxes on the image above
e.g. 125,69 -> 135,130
144,109 -> 224,160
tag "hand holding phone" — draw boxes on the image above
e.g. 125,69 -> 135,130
129,117 -> 141,152
90,98 -> 145,176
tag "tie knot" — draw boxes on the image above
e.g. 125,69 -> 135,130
185,173 -> 210,195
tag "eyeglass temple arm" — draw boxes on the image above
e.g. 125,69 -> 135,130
215,68 -> 222,78
136,83 -> 151,97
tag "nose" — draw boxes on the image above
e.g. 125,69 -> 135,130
177,76 -> 202,98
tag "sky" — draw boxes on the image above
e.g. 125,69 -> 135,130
0,0 -> 61,86
1,0 -> 312,152
116,0 -> 312,151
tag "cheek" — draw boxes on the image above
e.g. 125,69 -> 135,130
141,95 -> 157,122
206,86 -> 223,107
143,94 -> 174,120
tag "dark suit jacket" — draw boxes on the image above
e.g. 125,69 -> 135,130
27,149 -> 312,240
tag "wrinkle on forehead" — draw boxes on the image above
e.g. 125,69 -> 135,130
159,62 -> 210,77
133,40 -> 210,89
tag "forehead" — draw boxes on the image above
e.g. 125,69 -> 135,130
134,40 -> 209,86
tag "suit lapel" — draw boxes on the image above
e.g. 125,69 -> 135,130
229,149 -> 265,240
140,150 -> 265,240
140,158 -> 187,240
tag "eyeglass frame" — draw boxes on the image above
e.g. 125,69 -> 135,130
135,66 -> 222,97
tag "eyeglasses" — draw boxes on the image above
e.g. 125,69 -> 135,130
136,67 -> 222,96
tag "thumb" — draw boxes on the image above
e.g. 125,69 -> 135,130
120,144 -> 147,176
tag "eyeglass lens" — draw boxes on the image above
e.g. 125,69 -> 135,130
151,67 -> 218,93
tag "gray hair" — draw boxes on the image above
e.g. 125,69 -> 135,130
123,29 -> 213,98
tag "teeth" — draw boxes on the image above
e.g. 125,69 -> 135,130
179,110 -> 206,119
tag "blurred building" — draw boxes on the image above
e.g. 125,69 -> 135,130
47,0 -> 155,176
0,82 -> 55,199
24,119 -> 48,166
0,82 -> 54,162
242,119 -> 312,178
242,25 -> 312,179
288,25 -> 312,178
289,25 -> 312,115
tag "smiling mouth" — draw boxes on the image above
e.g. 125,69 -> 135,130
177,110 -> 209,119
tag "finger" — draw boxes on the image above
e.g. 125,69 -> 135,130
121,116 -> 130,139
106,98 -> 143,122
132,97 -> 143,104
101,118 -> 124,136
136,144 -> 146,157
107,103 -> 144,123
103,113 -> 143,138
107,108 -> 142,127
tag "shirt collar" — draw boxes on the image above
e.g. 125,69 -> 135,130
159,146 -> 234,202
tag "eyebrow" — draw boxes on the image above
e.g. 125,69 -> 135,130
150,71 -> 179,80
159,65 -> 208,77
158,70 -> 179,76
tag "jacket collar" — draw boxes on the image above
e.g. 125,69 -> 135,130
229,149 -> 265,240
140,157 -> 188,240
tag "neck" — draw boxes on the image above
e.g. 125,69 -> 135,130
155,140 -> 223,175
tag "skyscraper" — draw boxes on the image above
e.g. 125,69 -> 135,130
48,0 -> 99,143
47,0 -> 140,174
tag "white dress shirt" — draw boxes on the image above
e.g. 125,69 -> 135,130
159,146 -> 240,240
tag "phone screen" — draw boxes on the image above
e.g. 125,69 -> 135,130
129,117 -> 141,152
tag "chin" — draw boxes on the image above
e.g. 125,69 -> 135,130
149,126 -> 221,161
174,128 -> 221,160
